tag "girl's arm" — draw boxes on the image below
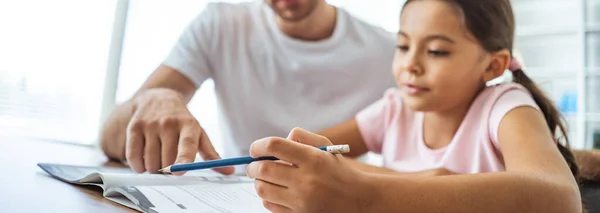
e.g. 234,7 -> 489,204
365,107 -> 581,213
346,159 -> 456,176
318,119 -> 369,157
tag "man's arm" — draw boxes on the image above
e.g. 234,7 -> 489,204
100,65 -> 197,161
100,3 -> 233,174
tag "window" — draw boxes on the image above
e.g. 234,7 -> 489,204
513,0 -> 599,149
0,0 -> 117,144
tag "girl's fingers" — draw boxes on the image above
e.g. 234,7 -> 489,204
249,137 -> 318,166
262,200 -> 293,213
286,127 -> 333,147
254,179 -> 293,208
246,161 -> 296,187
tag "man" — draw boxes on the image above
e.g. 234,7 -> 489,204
100,0 -> 395,175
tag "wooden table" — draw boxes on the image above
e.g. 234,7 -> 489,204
0,137 -> 136,212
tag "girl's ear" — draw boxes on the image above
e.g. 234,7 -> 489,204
482,50 -> 511,82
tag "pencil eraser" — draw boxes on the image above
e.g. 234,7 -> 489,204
327,144 -> 350,154
340,144 -> 350,153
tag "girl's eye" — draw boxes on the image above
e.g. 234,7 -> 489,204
428,50 -> 450,56
396,45 -> 409,52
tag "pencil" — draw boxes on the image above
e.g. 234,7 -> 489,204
158,144 -> 350,173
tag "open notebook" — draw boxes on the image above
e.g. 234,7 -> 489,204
37,163 -> 269,213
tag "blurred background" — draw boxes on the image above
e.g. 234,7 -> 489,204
0,0 -> 598,157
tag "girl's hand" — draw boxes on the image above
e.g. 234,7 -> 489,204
246,128 -> 375,213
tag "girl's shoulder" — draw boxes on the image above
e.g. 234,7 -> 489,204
474,83 -> 542,146
477,83 -> 540,114
481,83 -> 532,100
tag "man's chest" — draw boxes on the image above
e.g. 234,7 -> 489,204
211,48 -> 390,97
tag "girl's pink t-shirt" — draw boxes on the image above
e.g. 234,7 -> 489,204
356,83 -> 540,174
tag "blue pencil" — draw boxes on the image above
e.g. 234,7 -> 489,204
158,144 -> 350,173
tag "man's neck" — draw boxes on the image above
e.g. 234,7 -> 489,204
276,4 -> 337,41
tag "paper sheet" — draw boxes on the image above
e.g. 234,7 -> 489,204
102,173 -> 252,189
39,163 -> 251,188
38,163 -> 131,182
111,183 -> 269,213
39,163 -> 266,213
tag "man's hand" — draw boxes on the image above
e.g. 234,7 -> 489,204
126,88 -> 234,175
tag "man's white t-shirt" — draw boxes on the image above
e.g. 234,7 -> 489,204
162,1 -> 396,163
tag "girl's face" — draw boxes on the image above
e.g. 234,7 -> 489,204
394,0 -> 495,112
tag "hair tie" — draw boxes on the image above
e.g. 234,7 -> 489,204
509,57 -> 521,72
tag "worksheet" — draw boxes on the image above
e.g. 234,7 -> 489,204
38,163 -> 268,213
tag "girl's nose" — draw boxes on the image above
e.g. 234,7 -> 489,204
402,54 -> 423,75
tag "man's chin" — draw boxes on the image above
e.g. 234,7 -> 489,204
275,11 -> 309,22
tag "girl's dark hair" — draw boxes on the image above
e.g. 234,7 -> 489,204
402,0 -> 579,183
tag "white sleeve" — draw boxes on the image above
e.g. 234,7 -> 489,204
162,3 -> 221,88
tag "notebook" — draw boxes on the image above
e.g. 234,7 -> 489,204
37,163 -> 268,213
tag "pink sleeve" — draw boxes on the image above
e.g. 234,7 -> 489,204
489,89 -> 541,147
355,89 -> 399,154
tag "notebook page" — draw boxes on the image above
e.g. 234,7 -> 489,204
38,163 -> 247,189
101,172 -> 250,189
107,182 -> 268,213
37,163 -> 131,184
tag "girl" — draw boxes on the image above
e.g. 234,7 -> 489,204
245,0 -> 582,212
